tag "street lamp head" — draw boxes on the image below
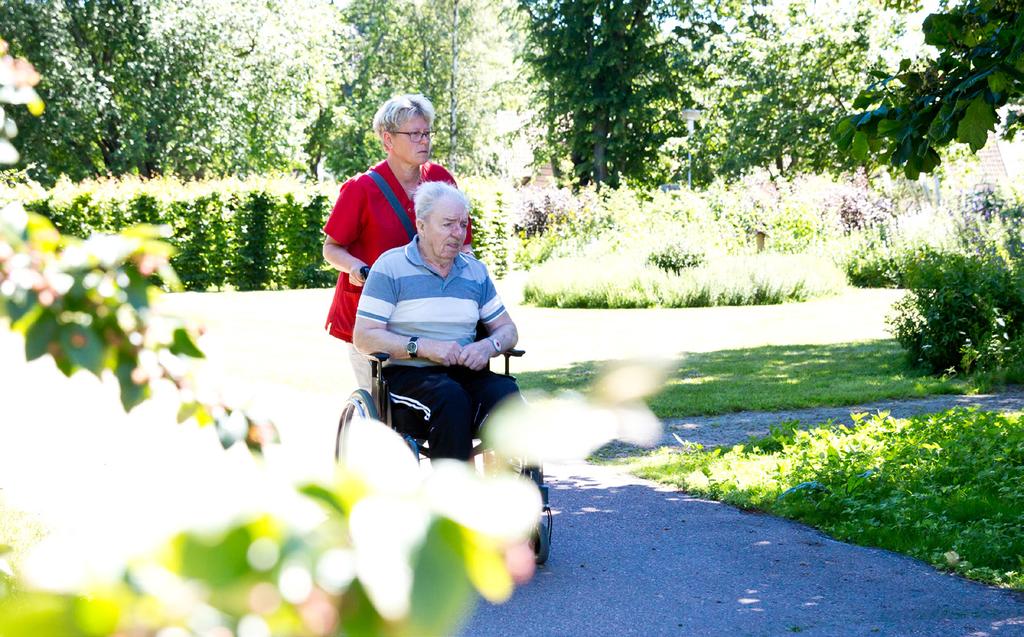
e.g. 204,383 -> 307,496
681,108 -> 702,134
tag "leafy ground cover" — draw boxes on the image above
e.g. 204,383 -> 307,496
622,408 -> 1024,589
518,340 -> 973,418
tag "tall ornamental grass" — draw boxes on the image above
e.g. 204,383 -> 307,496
522,254 -> 847,309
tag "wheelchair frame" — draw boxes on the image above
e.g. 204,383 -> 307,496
334,348 -> 553,565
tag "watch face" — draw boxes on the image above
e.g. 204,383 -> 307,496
406,338 -> 418,356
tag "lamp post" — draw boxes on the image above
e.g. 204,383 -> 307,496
681,109 -> 702,189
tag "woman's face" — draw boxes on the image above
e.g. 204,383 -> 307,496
385,115 -> 432,167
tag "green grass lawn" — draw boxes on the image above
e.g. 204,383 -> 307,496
151,286 -> 997,420
619,408 -> 1024,590
518,339 -> 974,418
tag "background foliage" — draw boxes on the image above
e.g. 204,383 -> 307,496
837,0 -> 1023,178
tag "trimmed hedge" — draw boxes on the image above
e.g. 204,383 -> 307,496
16,175 -> 516,291
20,177 -> 337,291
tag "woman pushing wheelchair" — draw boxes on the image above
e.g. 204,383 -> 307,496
352,182 -> 522,461
321,94 -> 472,391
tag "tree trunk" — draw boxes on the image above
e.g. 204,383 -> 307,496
593,116 -> 608,187
448,0 -> 459,172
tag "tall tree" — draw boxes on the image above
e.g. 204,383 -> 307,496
519,0 -> 691,188
690,0 -> 903,183
836,1 -> 1023,178
0,0 -> 348,183
322,0 -> 523,181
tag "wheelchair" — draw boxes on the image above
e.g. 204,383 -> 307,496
335,346 -> 553,565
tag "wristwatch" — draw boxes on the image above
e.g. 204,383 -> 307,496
406,336 -> 419,358
358,265 -> 370,281
490,338 -> 501,353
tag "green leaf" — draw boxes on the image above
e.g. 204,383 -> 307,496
877,119 -> 906,138
853,92 -> 875,110
851,132 -> 869,161
24,310 -> 58,361
59,324 -> 105,376
408,519 -> 475,637
923,13 -> 963,47
987,71 -> 1009,96
904,156 -> 921,180
0,593 -> 83,637
299,484 -> 348,517
892,136 -> 914,166
920,147 -> 941,173
834,118 -> 857,149
170,327 -> 204,358
115,356 -> 149,411
956,97 -> 997,152
176,525 -> 254,588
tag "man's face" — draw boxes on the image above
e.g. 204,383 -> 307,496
417,197 -> 468,264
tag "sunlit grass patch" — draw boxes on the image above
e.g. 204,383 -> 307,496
518,340 -> 974,418
626,408 -> 1024,589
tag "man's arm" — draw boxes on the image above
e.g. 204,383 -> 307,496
352,317 -> 463,366
323,235 -> 370,287
456,313 -> 518,371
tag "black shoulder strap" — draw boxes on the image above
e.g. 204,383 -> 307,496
368,170 -> 416,241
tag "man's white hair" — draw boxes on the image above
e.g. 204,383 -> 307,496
372,94 -> 436,139
414,181 -> 469,222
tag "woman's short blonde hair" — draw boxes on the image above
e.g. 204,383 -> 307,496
414,181 -> 469,222
373,94 -> 436,139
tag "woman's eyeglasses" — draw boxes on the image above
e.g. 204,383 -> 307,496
393,130 -> 432,143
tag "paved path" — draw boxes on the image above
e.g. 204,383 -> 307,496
664,387 -> 1024,449
459,392 -> 1024,637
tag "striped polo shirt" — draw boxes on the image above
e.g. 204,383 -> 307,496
356,237 -> 506,367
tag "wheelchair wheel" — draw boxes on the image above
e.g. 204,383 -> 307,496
522,466 -> 552,565
335,389 -> 379,461
532,507 -> 553,565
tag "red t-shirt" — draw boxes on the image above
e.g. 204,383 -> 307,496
323,160 -> 469,341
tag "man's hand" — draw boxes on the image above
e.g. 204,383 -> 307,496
421,339 -> 463,366
457,340 -> 495,371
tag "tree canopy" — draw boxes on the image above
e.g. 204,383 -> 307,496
518,0 -> 693,188
690,0 -> 902,183
836,0 -> 1023,178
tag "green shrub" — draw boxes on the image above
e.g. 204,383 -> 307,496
888,248 -> 1024,373
841,184 -> 1024,289
647,240 -> 706,274
465,177 -> 513,278
635,408 -> 1024,589
523,254 -> 846,309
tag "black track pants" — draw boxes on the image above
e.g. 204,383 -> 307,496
383,365 -> 520,460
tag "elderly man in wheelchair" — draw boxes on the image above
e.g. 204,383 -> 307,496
343,180 -> 551,562
350,180 -> 520,461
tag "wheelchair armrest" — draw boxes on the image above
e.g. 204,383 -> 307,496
502,348 -> 525,376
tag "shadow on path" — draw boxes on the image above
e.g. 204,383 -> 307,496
460,462 -> 1024,637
